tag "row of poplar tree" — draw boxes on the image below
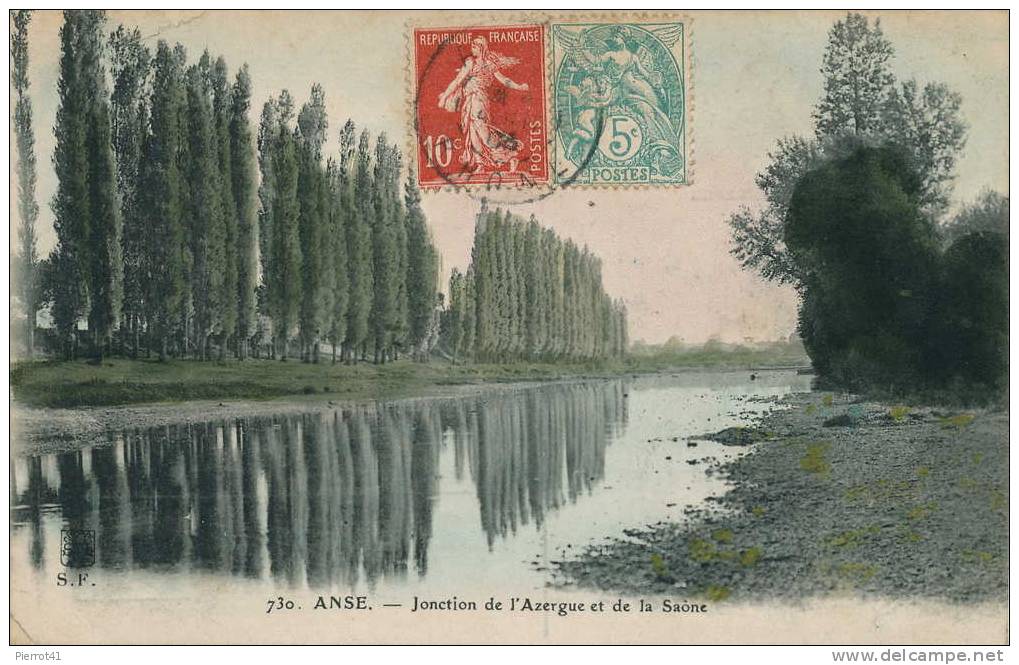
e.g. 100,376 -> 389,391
18,10 -> 440,363
441,208 -> 628,363
257,92 -> 439,364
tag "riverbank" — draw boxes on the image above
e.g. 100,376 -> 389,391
555,392 -> 1008,603
11,372 -> 605,456
9,346 -> 809,409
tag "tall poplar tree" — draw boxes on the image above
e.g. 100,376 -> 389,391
404,168 -> 438,360
51,11 -> 122,359
813,13 -> 895,138
80,11 -> 123,359
183,55 -> 226,359
140,41 -> 186,360
444,268 -> 465,363
212,56 -> 238,358
296,84 -> 329,361
85,81 -> 123,359
12,10 -> 39,356
52,11 -> 91,357
268,122 -> 301,359
389,144 -> 410,358
329,121 -> 356,362
230,64 -> 259,359
523,216 -> 542,358
370,134 -> 398,363
344,128 -> 373,362
256,97 -> 279,328
108,25 -> 150,357
325,158 -> 349,362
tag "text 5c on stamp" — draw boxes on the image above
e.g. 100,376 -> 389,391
552,22 -> 687,186
413,24 -> 549,189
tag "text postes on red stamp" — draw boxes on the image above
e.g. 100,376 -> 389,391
413,24 -> 548,189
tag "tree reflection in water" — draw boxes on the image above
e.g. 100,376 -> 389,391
11,380 -> 627,588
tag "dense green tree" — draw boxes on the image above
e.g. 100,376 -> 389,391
12,10 -> 39,356
785,145 -> 939,390
546,230 -> 565,357
74,11 -> 123,360
613,299 -> 629,357
493,211 -> 511,356
784,145 -> 1006,399
928,191 -> 1008,396
256,90 -> 294,356
932,231 -> 1008,395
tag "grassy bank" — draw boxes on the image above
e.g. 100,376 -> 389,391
10,346 -> 809,409
556,392 -> 1007,602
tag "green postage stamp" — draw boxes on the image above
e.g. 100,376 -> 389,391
551,21 -> 688,186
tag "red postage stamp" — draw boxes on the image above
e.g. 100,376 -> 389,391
412,24 -> 548,188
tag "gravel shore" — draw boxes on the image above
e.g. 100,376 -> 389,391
556,392 -> 1008,603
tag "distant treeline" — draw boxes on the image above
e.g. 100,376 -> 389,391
441,208 -> 628,363
629,336 -> 809,361
17,11 -> 439,364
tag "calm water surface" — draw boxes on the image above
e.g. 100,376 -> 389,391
11,370 -> 810,601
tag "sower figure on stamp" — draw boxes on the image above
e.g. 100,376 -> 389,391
438,36 -> 529,173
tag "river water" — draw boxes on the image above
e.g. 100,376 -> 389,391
11,370 -> 810,604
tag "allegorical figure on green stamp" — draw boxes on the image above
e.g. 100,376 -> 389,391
554,23 -> 686,184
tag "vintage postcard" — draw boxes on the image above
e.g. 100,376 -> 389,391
7,9 -> 1008,648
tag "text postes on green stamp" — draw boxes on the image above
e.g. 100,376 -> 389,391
552,22 -> 686,186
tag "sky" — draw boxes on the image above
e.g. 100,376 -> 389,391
11,10 -> 1009,344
